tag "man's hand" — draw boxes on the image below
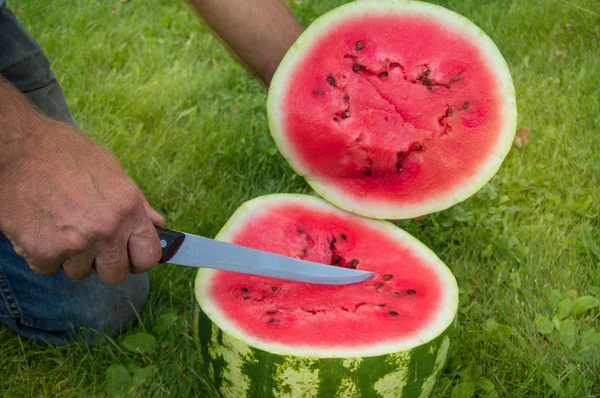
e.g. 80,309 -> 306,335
0,78 -> 164,285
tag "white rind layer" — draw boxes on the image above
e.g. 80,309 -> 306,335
195,194 -> 458,358
267,0 -> 517,219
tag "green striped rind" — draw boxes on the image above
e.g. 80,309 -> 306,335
195,307 -> 454,398
194,193 -> 458,396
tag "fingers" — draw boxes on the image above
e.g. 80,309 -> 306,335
27,259 -> 62,276
93,236 -> 131,285
128,218 -> 162,274
13,244 -> 63,276
93,215 -> 162,282
48,208 -> 160,284
25,229 -> 153,285
61,252 -> 95,280
15,194 -> 163,284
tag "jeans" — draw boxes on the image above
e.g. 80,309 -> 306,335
0,4 -> 149,344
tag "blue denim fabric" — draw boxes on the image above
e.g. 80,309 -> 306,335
0,3 -> 149,344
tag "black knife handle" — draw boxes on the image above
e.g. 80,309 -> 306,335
156,228 -> 186,263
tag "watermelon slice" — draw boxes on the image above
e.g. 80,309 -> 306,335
268,0 -> 517,219
194,194 -> 458,398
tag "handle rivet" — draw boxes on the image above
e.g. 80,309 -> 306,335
160,239 -> 167,248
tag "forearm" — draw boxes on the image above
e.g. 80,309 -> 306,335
0,78 -> 45,172
188,0 -> 302,86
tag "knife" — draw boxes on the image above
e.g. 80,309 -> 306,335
156,228 -> 374,285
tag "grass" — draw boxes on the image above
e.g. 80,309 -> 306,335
1,0 -> 599,396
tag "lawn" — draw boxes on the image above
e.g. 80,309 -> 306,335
1,0 -> 599,396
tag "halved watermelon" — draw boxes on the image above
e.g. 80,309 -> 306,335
195,194 -> 458,398
268,0 -> 517,219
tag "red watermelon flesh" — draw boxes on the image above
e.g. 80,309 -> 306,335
268,2 -> 517,219
200,195 -> 457,351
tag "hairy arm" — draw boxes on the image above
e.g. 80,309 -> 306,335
188,0 -> 303,85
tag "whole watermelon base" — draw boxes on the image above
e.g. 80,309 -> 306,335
194,306 -> 454,398
194,194 -> 458,398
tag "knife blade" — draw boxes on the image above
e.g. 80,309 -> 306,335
156,228 -> 374,285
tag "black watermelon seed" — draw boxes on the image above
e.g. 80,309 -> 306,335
396,151 -> 404,158
241,287 -> 249,293
446,108 -> 454,117
342,111 -> 350,119
378,71 -> 389,78
383,274 -> 393,281
421,77 -> 431,86
330,237 -> 337,249
348,259 -> 359,268
297,226 -> 305,233
356,41 -> 364,51
352,64 -> 361,72
327,76 -> 336,85
340,234 -> 347,240
375,283 -> 384,289
391,291 -> 400,296
271,286 -> 278,292
388,311 -> 399,316
461,101 -> 471,110
268,318 -> 277,324
423,67 -> 431,75
332,255 -> 341,265
406,289 -> 416,295
344,94 -> 350,101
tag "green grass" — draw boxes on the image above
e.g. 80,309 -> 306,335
1,0 -> 599,396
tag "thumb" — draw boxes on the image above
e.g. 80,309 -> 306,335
128,219 -> 162,274
142,196 -> 165,227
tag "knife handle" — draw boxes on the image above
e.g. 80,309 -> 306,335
156,228 -> 186,263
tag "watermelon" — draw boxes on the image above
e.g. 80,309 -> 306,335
194,194 -> 458,398
267,0 -> 517,219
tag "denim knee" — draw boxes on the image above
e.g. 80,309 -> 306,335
0,232 -> 150,345
0,3 -> 77,126
69,272 -> 151,340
